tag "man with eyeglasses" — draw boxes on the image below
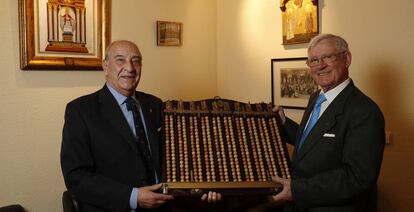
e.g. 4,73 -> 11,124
271,34 -> 385,212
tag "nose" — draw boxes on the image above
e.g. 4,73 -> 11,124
314,59 -> 328,68
124,60 -> 136,72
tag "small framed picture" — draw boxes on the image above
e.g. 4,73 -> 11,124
157,21 -> 182,46
271,57 -> 318,109
280,0 -> 319,45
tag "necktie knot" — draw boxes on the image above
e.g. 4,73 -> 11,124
125,96 -> 136,111
315,93 -> 326,106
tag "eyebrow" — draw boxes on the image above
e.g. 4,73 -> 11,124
131,56 -> 142,60
310,52 -> 336,58
113,54 -> 125,59
113,55 -> 142,60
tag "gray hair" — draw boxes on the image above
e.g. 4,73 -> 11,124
103,44 -> 111,62
103,41 -> 117,62
307,34 -> 350,55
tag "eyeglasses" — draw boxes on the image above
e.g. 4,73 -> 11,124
306,51 -> 347,67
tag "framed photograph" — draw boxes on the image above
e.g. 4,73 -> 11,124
157,21 -> 182,46
279,0 -> 319,45
271,57 -> 318,109
18,0 -> 111,70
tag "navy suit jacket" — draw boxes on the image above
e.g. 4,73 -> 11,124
61,85 -> 165,211
283,81 -> 385,212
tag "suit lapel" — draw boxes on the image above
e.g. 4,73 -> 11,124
291,92 -> 318,158
298,93 -> 318,139
135,92 -> 161,177
99,86 -> 138,154
294,81 -> 356,162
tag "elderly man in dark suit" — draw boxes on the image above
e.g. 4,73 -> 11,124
272,34 -> 385,212
61,40 -> 219,211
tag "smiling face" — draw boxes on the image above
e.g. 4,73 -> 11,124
103,40 -> 142,97
308,38 -> 352,92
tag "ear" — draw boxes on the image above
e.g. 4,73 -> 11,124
102,60 -> 109,75
345,51 -> 352,68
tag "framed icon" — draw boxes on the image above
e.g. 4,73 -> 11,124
18,0 -> 111,70
280,0 -> 319,45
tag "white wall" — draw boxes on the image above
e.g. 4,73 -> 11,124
111,0 -> 217,100
0,0 -> 216,211
217,0 -> 414,211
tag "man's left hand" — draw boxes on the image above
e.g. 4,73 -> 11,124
201,191 -> 222,203
271,175 -> 293,203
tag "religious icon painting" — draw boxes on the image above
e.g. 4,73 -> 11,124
19,0 -> 111,70
45,4 -> 88,53
280,0 -> 319,45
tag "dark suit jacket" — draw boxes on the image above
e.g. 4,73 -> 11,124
282,81 -> 385,212
61,85 -> 165,212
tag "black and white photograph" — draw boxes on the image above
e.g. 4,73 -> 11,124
272,57 -> 317,109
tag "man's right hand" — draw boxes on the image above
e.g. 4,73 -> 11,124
137,184 -> 174,209
273,105 -> 286,124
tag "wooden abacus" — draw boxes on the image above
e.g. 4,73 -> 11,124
162,98 -> 290,196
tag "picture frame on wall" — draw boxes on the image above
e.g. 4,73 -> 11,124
157,21 -> 182,46
280,0 -> 319,45
271,57 -> 318,109
18,0 -> 111,70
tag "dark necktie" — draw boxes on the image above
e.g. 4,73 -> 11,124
297,93 -> 326,151
125,97 -> 156,184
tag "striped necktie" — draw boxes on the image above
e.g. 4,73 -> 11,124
125,97 -> 156,184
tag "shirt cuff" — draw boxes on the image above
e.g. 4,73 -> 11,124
130,187 -> 139,210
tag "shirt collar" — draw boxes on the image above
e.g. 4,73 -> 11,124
320,78 -> 350,103
106,83 -> 135,105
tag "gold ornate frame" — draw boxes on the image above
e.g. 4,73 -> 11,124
18,0 -> 111,70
